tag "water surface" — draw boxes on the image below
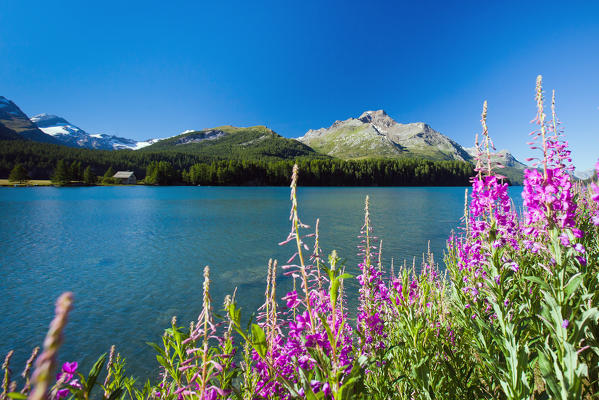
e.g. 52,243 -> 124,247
0,186 -> 523,379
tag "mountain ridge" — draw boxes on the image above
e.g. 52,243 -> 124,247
30,113 -> 160,150
140,125 -> 325,161
299,109 -> 473,162
299,109 -> 528,183
1,95 -> 529,182
0,96 -> 62,144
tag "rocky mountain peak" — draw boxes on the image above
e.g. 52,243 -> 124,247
358,110 -> 394,128
31,114 -> 70,127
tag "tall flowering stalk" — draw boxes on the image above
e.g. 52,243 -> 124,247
591,161 -> 599,226
29,292 -> 73,400
523,76 -> 577,239
356,196 -> 386,358
446,100 -> 538,399
226,164 -> 362,399
2,351 -> 14,400
520,76 -> 598,400
21,347 -> 40,396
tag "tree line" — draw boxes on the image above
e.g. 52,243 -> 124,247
181,159 -> 475,186
1,139 -> 478,186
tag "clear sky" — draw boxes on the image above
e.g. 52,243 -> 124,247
1,0 -> 598,169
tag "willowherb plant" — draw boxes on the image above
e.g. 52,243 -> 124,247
356,196 -> 386,358
444,75 -> 599,400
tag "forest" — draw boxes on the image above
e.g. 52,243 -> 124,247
0,139 -> 476,186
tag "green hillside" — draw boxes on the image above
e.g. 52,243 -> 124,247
142,125 -> 325,161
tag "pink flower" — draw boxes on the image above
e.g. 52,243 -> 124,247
283,290 -> 301,309
62,362 -> 78,374
57,361 -> 78,382
559,233 -> 570,246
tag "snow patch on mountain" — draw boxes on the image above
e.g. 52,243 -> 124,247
30,113 -> 163,150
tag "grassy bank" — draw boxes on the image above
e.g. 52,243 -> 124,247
0,179 -> 53,186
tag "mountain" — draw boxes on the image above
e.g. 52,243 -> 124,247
463,147 -> 528,185
141,125 -> 324,161
299,110 -> 472,161
463,147 -> 527,169
30,113 -> 160,150
0,96 -> 62,144
299,110 -> 530,184
0,123 -> 23,140
574,167 -> 596,181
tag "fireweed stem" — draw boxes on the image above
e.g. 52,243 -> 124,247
536,75 -> 548,179
29,292 -> 73,400
290,164 -> 316,333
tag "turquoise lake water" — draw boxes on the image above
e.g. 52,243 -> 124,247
0,186 -> 523,380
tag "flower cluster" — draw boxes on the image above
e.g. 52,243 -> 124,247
522,167 -> 577,233
356,196 -> 387,356
592,160 -> 599,225
55,362 -> 81,400
522,77 -> 578,239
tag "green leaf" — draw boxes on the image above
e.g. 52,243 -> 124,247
317,314 -> 336,349
86,353 -> 107,396
107,387 -> 125,400
146,342 -> 166,357
564,273 -> 583,299
523,275 -> 549,291
156,354 -> 169,368
251,323 -> 267,358
7,393 -> 27,400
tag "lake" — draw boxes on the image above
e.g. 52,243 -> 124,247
0,186 -> 523,380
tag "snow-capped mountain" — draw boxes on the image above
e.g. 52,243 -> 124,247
30,113 -> 161,150
0,97 -> 61,144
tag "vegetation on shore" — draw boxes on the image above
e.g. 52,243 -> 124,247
0,147 -> 476,187
2,77 -> 599,400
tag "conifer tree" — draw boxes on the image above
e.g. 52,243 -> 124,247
70,160 -> 83,181
51,160 -> 70,185
103,166 -> 115,178
102,166 -> 115,184
83,166 -> 96,185
8,163 -> 29,183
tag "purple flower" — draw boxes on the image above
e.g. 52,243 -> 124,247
576,256 -> 587,266
68,379 -> 82,390
592,160 -> 599,206
559,233 -> 570,246
62,361 -> 78,374
283,290 -> 301,309
562,319 -> 569,329
57,361 -> 79,382
56,389 -> 70,400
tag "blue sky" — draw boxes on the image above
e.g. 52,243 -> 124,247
1,0 -> 598,169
